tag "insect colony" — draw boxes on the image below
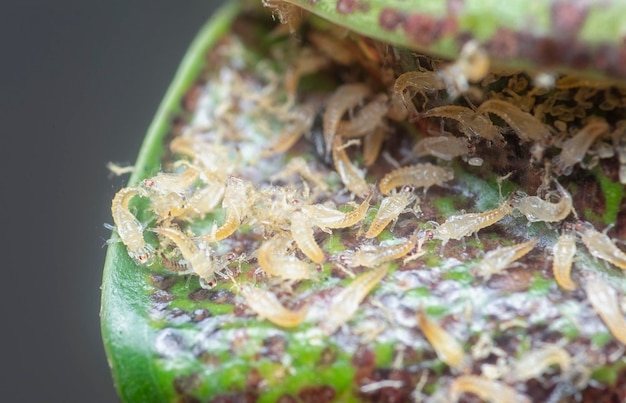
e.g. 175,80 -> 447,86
108,5 -> 626,401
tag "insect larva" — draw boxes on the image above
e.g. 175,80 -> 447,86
506,344 -> 571,382
584,274 -> 626,345
472,239 -> 537,279
362,125 -> 386,166
553,119 -> 610,175
551,231 -> 577,291
200,176 -> 250,242
263,103 -> 316,156
110,186 -> 153,264
290,210 -> 325,264
378,163 -> 454,196
417,310 -> 467,370
141,161 -> 200,196
240,284 -> 309,328
324,83 -> 371,156
437,40 -> 490,99
365,186 -> 416,238
344,233 -> 417,268
393,71 -> 444,114
421,105 -> 505,146
577,221 -> 626,270
305,194 -> 371,230
322,264 -> 389,335
337,93 -> 389,139
269,156 -> 329,195
449,375 -> 530,403
512,180 -> 572,223
432,201 -> 513,251
332,134 -> 371,198
478,98 -> 552,144
413,135 -> 470,161
257,234 -> 314,280
153,226 -> 216,287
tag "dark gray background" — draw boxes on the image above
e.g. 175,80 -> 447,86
1,1 -> 223,401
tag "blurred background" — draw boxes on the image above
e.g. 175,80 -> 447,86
1,1 -> 223,401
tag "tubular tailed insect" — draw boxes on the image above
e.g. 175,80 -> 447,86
437,40 -> 490,99
169,136 -> 236,177
551,231 -> 577,290
263,103 -> 316,155
337,93 -> 389,138
577,222 -> 626,270
413,135 -> 470,161
322,264 -> 389,335
378,163 -> 454,196
421,106 -> 505,146
584,274 -> 626,345
305,194 -> 371,230
323,82 -> 372,156
365,186 -> 416,238
290,210 -> 325,264
257,234 -> 315,280
432,201 -> 513,251
141,161 -> 200,196
553,119 -> 610,175
417,310 -> 467,370
240,284 -> 309,328
472,239 -> 537,279
478,98 -> 552,144
449,375 -> 531,403
512,180 -> 573,223
110,186 -> 153,264
362,126 -> 386,166
344,232 -> 418,268
393,71 -> 444,114
505,344 -> 572,382
269,156 -> 329,195
332,134 -> 371,198
200,177 -> 251,242
153,226 -> 216,287
177,179 -> 226,221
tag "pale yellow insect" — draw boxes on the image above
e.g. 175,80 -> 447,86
263,103 -> 316,156
284,47 -> 330,97
304,194 -> 371,230
551,231 -> 577,291
478,98 -> 552,144
553,119 -> 610,175
365,186 -> 416,238
110,186 -> 153,264
432,201 -> 513,251
200,176 -> 251,242
449,375 -> 530,403
169,136 -> 237,178
577,221 -> 626,270
324,82 -> 372,156
269,156 -> 329,195
393,71 -> 444,114
417,310 -> 467,370
240,284 -> 309,328
141,161 -> 200,196
321,264 -> 389,335
257,234 -> 315,280
378,163 -> 454,196
413,135 -> 470,161
505,344 -> 571,382
362,126 -> 386,166
512,180 -> 572,223
421,105 -> 505,146
153,226 -> 216,288
337,93 -> 389,139
584,274 -> 626,345
472,239 -> 537,279
290,210 -> 325,264
177,179 -> 226,221
344,232 -> 418,268
332,134 -> 371,198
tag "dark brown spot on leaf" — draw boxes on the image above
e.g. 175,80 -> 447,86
378,8 -> 405,31
298,385 -> 336,403
336,0 -> 369,14
403,13 -> 440,47
551,1 -> 588,38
